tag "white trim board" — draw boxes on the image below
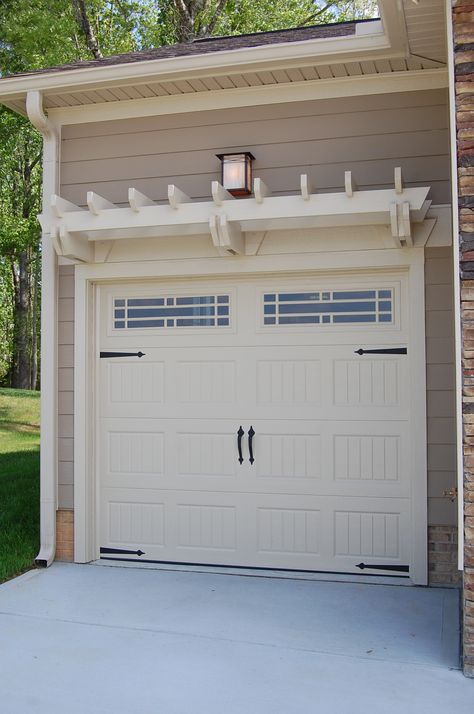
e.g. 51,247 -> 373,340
29,96 -> 60,567
445,0 -> 463,572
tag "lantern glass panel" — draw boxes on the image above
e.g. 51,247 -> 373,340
222,154 -> 247,191
217,152 -> 254,196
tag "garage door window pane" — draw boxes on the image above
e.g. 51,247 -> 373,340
114,295 -> 230,329
264,289 -> 393,326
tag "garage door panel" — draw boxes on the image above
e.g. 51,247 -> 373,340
107,359 -> 165,405
332,500 -> 411,571
256,505 -> 321,557
108,429 -> 164,477
256,358 -> 321,405
101,418 -> 241,489
100,490 -> 410,571
332,426 -> 409,486
98,273 -> 417,575
177,431 -> 236,477
101,349 -> 408,421
333,358 -> 401,407
101,416 -> 409,497
102,489 -> 167,551
255,432 -> 321,479
177,503 -> 237,553
176,359 -> 236,404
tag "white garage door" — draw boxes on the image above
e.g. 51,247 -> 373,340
98,273 -> 415,575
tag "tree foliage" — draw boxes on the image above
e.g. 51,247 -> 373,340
0,1 -> 378,71
0,0 -> 377,387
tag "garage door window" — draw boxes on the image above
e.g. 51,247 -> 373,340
113,294 -> 230,329
263,289 -> 393,326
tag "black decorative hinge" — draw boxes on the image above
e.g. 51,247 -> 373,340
355,348 -> 407,356
100,351 -> 145,358
100,547 -> 145,556
356,563 -> 409,573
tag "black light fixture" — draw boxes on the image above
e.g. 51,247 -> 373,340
216,152 -> 255,196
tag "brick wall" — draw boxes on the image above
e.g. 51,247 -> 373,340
429,525 -> 461,586
453,0 -> 474,678
56,509 -> 74,561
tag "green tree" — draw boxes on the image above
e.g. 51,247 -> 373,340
157,1 -> 378,43
0,1 -> 379,72
0,109 -> 42,388
0,0 -> 377,387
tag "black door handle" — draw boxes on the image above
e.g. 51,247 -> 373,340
248,426 -> 255,465
237,426 -> 244,465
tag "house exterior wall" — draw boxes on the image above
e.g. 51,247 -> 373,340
55,86 -> 457,579
60,89 -> 450,206
452,0 -> 474,679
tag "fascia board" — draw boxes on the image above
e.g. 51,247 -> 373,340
0,28 -> 393,104
378,0 -> 409,57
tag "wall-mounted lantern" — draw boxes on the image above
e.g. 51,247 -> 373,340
216,152 -> 255,196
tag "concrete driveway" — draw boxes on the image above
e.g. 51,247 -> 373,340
0,562 -> 471,713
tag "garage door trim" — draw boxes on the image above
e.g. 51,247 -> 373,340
72,247 -> 427,584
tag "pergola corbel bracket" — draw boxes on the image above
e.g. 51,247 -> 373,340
48,172 -> 432,261
58,226 -> 94,263
210,214 -> 244,256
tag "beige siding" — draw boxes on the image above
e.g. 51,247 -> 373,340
60,89 -> 450,207
58,264 -> 74,510
57,87 -> 455,526
425,248 -> 456,526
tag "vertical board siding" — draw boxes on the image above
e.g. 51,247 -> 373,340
60,89 -> 450,207
58,264 -> 74,509
425,248 -> 456,526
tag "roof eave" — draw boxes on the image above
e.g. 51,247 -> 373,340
0,22 -> 391,105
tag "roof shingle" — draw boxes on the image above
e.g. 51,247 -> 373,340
4,20 -> 375,79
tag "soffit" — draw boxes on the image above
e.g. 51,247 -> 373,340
402,0 -> 447,65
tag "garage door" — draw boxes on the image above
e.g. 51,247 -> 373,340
98,273 -> 414,574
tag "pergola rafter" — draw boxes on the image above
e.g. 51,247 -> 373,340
41,168 -> 432,262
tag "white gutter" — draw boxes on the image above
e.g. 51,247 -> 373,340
26,90 -> 59,567
445,0 -> 463,571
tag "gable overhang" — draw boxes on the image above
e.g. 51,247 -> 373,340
0,1 -> 448,121
0,22 -> 387,113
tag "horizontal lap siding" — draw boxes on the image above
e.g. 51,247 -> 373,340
425,248 -> 456,526
58,265 -> 74,510
58,88 -> 454,524
60,89 -> 450,206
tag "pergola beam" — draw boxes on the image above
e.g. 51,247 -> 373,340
46,177 -> 432,258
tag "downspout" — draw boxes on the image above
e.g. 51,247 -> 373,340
26,90 -> 59,567
445,0 -> 464,571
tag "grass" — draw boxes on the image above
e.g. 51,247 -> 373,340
0,388 -> 40,583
